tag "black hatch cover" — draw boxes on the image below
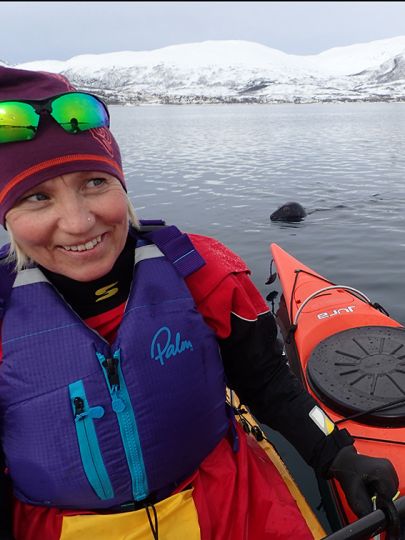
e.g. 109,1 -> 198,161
307,326 -> 405,426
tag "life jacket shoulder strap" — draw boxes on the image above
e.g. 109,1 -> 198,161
0,220 -> 207,319
137,220 -> 206,278
137,219 -> 168,233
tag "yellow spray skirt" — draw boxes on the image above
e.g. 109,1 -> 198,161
60,489 -> 200,539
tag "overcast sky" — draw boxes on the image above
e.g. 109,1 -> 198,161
3,1 -> 405,64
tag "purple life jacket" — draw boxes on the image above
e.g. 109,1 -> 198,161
0,225 -> 230,509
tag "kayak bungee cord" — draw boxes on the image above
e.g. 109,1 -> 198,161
281,267 -> 336,343
354,434 -> 405,446
292,285 -> 373,327
270,263 -> 392,343
335,396 -> 405,426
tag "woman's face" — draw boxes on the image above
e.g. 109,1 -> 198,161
6,171 -> 129,281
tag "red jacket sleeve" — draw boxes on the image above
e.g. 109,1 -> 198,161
185,234 -> 269,339
186,233 -> 353,475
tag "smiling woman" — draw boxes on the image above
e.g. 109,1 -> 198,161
0,65 -> 399,540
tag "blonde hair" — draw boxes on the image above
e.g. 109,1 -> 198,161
5,196 -> 140,272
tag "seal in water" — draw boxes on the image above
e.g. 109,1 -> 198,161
270,202 -> 307,222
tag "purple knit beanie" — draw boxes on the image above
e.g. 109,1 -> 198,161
0,66 -> 126,225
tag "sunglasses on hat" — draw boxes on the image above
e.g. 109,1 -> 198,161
0,91 -> 110,144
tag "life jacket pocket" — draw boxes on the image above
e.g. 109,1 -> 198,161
68,380 -> 114,501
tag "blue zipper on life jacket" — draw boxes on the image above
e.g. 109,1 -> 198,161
68,380 -> 114,500
96,349 -> 148,501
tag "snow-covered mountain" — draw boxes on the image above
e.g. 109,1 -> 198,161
13,37 -> 405,104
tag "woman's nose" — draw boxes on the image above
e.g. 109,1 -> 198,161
56,195 -> 95,233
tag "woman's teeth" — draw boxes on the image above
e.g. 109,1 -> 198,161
63,235 -> 102,252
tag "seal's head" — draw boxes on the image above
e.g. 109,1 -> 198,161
270,202 -> 307,222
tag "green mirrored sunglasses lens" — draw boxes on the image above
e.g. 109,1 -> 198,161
51,93 -> 109,133
0,102 -> 39,143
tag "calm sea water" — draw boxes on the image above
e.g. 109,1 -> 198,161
111,102 -> 405,325
3,103 -> 405,531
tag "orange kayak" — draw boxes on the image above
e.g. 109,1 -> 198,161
270,243 -> 405,528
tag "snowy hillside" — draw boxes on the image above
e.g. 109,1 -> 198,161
13,37 -> 405,104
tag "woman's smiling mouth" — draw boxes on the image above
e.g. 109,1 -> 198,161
62,235 -> 102,252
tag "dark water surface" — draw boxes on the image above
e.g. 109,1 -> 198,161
3,103 -> 405,531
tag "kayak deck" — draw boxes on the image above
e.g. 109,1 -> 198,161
270,243 -> 405,527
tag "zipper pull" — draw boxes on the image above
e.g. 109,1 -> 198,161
73,396 -> 104,421
74,397 -> 85,416
102,357 -> 120,389
96,350 -> 125,413
111,351 -> 125,413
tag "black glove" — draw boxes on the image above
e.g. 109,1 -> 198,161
327,445 -> 399,517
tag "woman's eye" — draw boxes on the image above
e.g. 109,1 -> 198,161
88,178 -> 105,187
24,193 -> 48,202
